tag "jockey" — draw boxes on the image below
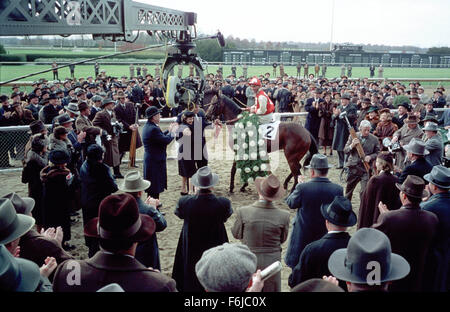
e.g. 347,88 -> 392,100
248,77 -> 275,124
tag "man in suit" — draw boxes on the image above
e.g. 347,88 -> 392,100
53,193 -> 177,292
42,93 -> 62,125
285,154 -> 343,270
25,94 -> 42,121
221,79 -> 235,99
172,166 -> 233,292
93,98 -> 123,179
410,94 -> 426,121
114,92 -> 142,164
373,175 -> 438,292
75,102 -> 102,161
305,88 -> 324,141
332,93 -> 358,168
421,165 -> 450,291
234,78 -> 247,106
232,174 -> 289,292
276,82 -> 293,121
344,119 -> 380,200
391,114 -> 424,171
398,138 -> 433,184
422,122 -> 443,166
392,102 -> 410,129
89,95 -> 103,121
289,196 -> 356,290
142,106 -> 178,199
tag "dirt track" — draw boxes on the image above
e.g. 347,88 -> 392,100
1,125 -> 362,292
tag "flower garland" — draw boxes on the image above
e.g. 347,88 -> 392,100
233,112 -> 270,184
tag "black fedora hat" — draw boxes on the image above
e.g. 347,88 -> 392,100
305,153 -> 333,169
28,120 -> 46,135
328,228 -> 410,284
48,149 -> 71,165
423,165 -> 450,189
320,196 -> 357,227
145,106 -> 162,119
395,175 -> 429,198
55,113 -> 74,126
191,166 -> 219,189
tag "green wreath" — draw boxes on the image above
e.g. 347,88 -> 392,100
232,112 -> 270,184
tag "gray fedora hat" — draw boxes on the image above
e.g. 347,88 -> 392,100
320,196 -> 357,227
305,153 -> 333,169
0,198 -> 35,245
191,166 -> 219,189
423,165 -> 450,189
1,193 -> 35,215
0,245 -> 41,292
403,138 -> 429,156
328,228 -> 410,284
66,102 -> 80,115
422,122 -> 439,132
119,171 -> 151,193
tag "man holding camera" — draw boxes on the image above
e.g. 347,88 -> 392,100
93,98 -> 123,179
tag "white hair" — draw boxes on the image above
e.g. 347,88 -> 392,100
359,120 -> 371,130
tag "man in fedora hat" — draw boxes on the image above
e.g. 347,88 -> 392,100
142,106 -> 178,199
172,166 -> 233,292
93,98 -> 123,179
391,114 -> 424,171
232,174 -> 290,292
326,228 -> 410,292
373,175 -> 438,291
398,138 -> 433,184
421,165 -> 450,291
422,122 -> 444,167
289,196 -> 356,291
285,154 -> 343,270
25,93 -> 42,121
392,102 -> 410,129
75,101 -> 102,161
119,170 -> 167,270
89,95 -> 103,121
53,193 -> 177,292
80,144 -> 118,257
42,93 -> 62,125
410,93 -> 426,121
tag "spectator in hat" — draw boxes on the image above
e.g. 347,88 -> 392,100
398,138 -> 433,184
142,106 -> 178,199
432,90 -> 446,110
344,120 -> 380,201
195,242 -> 264,292
235,78 -> 247,107
318,92 -> 336,156
421,165 -> 450,291
417,86 -> 430,104
305,88 -> 324,142
119,170 -> 167,270
332,93 -> 358,169
410,94 -> 426,120
423,99 -> 438,120
41,149 -> 76,250
373,108 -> 398,147
289,196 -> 356,290
172,166 -> 233,292
285,154 -> 343,270
392,102 -> 410,129
2,192 -> 72,281
93,98 -> 123,179
89,95 -> 103,121
75,101 -> 102,158
25,93 -> 42,121
391,114 -> 424,171
356,97 -> 371,128
42,93 -> 62,125
22,133 -> 49,229
53,193 -> 177,292
327,228 -> 410,292
372,175 -> 438,291
358,152 -> 401,229
423,122 -> 444,166
365,106 -> 379,133
232,174 -> 289,292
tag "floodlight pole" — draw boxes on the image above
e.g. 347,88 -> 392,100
330,0 -> 335,51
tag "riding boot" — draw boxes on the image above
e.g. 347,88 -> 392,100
113,165 -> 124,179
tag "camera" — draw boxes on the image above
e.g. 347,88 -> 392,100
383,138 -> 402,153
111,120 -> 126,136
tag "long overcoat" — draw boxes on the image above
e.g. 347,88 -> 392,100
332,103 -> 357,151
92,109 -> 121,168
114,102 -> 143,153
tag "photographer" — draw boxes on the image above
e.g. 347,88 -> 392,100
93,98 -> 123,179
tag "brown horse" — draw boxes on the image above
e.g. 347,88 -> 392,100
205,95 -> 318,193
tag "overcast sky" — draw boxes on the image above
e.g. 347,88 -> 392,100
142,0 -> 450,48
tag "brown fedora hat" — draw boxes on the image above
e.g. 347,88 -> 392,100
395,175 -> 429,199
254,174 -> 285,201
84,193 -> 155,242
404,114 -> 419,124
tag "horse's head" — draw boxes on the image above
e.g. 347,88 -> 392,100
204,95 -> 223,121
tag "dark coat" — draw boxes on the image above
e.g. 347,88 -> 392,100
92,109 -> 120,167
221,85 -> 235,99
332,103 -> 357,151
114,102 -> 142,153
89,106 -> 102,121
421,192 -> 450,291
398,157 -> 433,184
318,100 -> 336,146
142,121 -> 174,195
372,204 -> 439,291
79,159 -> 118,224
40,165 -> 75,242
285,177 -> 344,268
304,97 -> 323,140
358,171 -> 401,229
134,197 -> 167,270
25,104 -> 42,121
43,104 -> 61,125
288,232 -> 351,290
52,251 -> 177,292
235,85 -> 247,106
277,88 -> 292,112
172,190 -> 233,292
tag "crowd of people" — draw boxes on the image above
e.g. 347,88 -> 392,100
0,66 -> 449,293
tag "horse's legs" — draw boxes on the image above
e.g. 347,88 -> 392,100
283,173 -> 293,190
287,158 -> 302,194
230,160 -> 236,193
240,182 -> 248,192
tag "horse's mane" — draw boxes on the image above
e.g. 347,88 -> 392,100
221,95 -> 241,117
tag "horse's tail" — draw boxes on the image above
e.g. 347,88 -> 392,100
303,131 -> 319,168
